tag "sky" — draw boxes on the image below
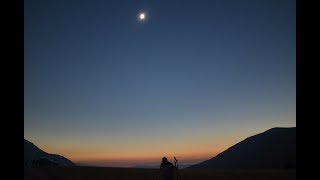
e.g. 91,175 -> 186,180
24,0 -> 296,167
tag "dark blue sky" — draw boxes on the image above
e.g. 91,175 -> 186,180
24,0 -> 295,166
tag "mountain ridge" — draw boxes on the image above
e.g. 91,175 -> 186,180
187,127 -> 296,170
24,139 -> 76,166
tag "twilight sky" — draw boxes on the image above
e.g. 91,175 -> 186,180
24,0 -> 296,167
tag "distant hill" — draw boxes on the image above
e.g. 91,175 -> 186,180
24,139 -> 75,166
187,127 -> 296,170
132,164 -> 192,169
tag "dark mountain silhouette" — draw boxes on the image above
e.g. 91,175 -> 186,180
187,127 -> 296,170
24,139 -> 76,166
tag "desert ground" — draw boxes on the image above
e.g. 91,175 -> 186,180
24,166 -> 296,180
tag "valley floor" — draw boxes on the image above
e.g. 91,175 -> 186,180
24,166 -> 296,180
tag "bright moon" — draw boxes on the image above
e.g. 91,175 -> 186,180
139,13 -> 145,20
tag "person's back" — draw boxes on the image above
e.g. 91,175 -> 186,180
160,157 -> 174,180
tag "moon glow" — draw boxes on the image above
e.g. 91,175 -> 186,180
136,10 -> 150,24
139,13 -> 145,20
137,10 -> 149,23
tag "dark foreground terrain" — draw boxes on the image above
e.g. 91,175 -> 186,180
25,166 -> 296,180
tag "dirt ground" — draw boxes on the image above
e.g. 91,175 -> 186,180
24,166 -> 296,180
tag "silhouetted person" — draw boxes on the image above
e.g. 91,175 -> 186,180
160,157 -> 174,180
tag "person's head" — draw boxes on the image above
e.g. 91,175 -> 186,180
162,157 -> 168,162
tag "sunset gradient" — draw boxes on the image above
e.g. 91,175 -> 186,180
24,0 -> 295,167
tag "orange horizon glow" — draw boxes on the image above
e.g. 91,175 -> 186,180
26,125 -> 296,167
70,150 -> 221,167
34,138 -> 236,167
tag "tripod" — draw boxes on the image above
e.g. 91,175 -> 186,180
174,157 -> 179,180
